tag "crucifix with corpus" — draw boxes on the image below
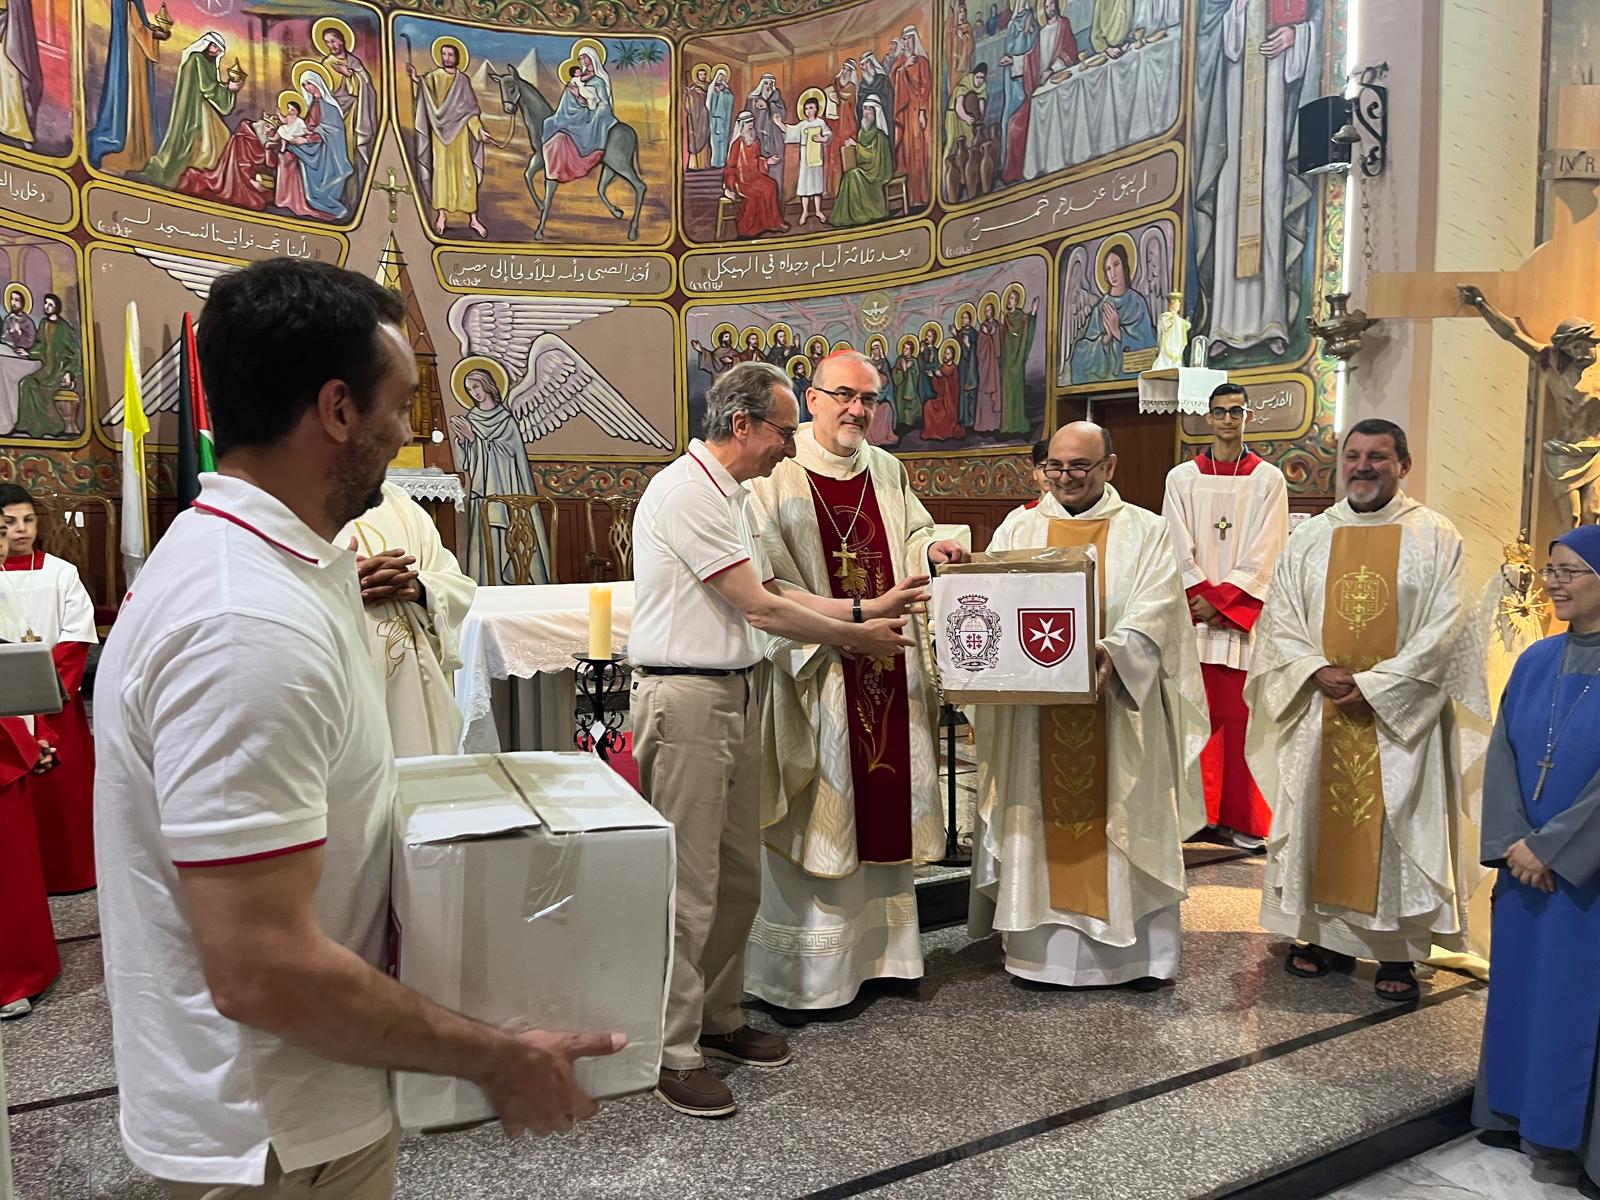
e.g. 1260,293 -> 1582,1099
1367,84 -> 1600,530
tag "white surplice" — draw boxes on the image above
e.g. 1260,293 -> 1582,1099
744,426 -> 949,1009
1161,455 -> 1289,670
970,485 -> 1207,984
337,483 -> 477,757
0,552 -> 96,649
1244,494 -> 1489,962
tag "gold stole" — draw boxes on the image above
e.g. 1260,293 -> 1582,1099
1236,0 -> 1267,279
1038,516 -> 1111,920
1313,524 -> 1403,914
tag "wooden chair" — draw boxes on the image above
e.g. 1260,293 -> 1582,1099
479,494 -> 560,585
583,495 -> 638,581
30,485 -> 119,630
715,195 -> 744,240
885,175 -> 910,216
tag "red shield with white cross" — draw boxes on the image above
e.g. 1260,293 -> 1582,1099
1018,609 -> 1075,668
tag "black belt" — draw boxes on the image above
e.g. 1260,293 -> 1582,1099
635,664 -> 753,678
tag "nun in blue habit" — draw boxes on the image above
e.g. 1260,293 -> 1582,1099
1475,524 -> 1600,1197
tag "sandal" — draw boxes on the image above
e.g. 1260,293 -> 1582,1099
1284,943 -> 1355,978
1375,961 -> 1420,1002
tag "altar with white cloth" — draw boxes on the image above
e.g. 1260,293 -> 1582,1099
0,348 -> 42,435
1022,32 -> 1181,181
455,582 -> 635,753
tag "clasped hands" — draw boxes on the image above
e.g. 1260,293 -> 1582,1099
1313,664 -> 1372,719
1505,839 -> 1556,894
1189,594 -> 1226,627
351,541 -> 421,607
32,738 -> 56,775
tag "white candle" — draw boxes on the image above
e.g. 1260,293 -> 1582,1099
588,585 -> 612,660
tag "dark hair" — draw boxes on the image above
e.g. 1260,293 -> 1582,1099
1344,417 -> 1410,462
197,258 -> 407,455
1209,382 -> 1246,404
41,292 -> 61,312
1105,243 -> 1132,283
1031,439 -> 1050,466
0,482 -> 32,511
973,61 -> 989,75
1099,425 -> 1114,458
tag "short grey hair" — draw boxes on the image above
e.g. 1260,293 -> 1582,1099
705,361 -> 790,442
815,349 -> 875,390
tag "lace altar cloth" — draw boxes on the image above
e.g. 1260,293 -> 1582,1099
386,468 -> 467,510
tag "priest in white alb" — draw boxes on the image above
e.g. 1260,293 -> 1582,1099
336,481 -> 477,756
1245,420 -> 1487,1001
1161,382 -> 1289,849
971,422 -> 1207,990
746,350 -> 969,1009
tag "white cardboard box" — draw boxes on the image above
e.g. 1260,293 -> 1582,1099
389,752 -> 674,1133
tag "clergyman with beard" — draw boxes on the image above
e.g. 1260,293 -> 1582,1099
93,259 -> 622,1198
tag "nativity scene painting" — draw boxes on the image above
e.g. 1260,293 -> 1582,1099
941,0 -> 1184,205
391,18 -> 673,246
83,0 -> 381,225
685,254 -> 1047,455
0,225 -> 83,445
679,0 -> 934,243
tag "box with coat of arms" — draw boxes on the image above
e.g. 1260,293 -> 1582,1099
928,548 -> 1098,705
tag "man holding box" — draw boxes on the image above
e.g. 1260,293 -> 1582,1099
1161,383 -> 1289,850
745,350 -> 968,1013
95,259 -> 621,1198
971,420 -> 1207,990
631,360 -> 921,1119
1245,419 -> 1485,1001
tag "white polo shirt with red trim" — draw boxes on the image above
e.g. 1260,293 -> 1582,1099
94,472 -> 396,1186
630,438 -> 773,669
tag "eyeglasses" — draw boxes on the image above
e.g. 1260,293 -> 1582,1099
757,417 -> 798,443
810,385 -> 881,409
1209,406 -> 1247,419
1540,564 -> 1598,584
1042,456 -> 1110,480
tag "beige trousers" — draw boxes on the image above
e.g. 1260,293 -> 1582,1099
631,670 -> 761,1070
158,1128 -> 400,1200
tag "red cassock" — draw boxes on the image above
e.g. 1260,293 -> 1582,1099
724,136 -> 786,238
0,717 -> 61,1008
30,640 -> 97,893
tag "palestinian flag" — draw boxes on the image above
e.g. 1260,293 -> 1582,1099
174,313 -> 215,510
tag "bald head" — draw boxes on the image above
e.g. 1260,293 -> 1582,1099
1049,421 -> 1113,461
1043,421 -> 1116,514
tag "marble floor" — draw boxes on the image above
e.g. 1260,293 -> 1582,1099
7,850 -> 1487,1200
1320,1134 -> 1588,1199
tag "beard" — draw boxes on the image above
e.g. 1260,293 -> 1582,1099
327,435 -> 390,530
833,420 -> 866,449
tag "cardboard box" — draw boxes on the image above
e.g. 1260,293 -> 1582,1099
929,548 -> 1099,705
389,752 -> 674,1133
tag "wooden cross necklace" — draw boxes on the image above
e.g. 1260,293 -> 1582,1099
1214,516 -> 1233,541
1533,640 -> 1599,805
805,467 -> 871,595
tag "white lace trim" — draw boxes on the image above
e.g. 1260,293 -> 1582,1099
386,468 -> 466,510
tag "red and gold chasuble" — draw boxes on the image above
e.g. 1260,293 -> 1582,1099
805,468 -> 914,863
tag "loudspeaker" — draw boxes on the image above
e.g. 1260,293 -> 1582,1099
1298,96 -> 1353,175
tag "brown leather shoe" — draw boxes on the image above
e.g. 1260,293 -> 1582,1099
654,1067 -> 736,1118
698,1026 -> 792,1067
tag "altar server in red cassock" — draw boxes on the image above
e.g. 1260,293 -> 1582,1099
0,715 -> 61,1019
1161,384 -> 1289,847
745,351 -> 969,1010
0,482 -> 98,893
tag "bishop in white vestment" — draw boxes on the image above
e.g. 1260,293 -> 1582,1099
746,352 -> 967,1010
1161,386 -> 1289,843
971,423 -> 1206,987
1245,422 -> 1487,997
337,482 -> 477,756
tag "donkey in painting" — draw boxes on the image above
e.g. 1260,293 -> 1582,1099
487,62 -> 647,242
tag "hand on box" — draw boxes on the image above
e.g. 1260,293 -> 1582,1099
485,1028 -> 627,1137
869,573 -> 931,619
845,616 -> 913,659
1094,644 -> 1113,693
926,539 -> 969,566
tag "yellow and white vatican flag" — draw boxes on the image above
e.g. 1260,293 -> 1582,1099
119,301 -> 150,585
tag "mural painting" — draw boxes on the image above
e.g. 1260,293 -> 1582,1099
392,18 -> 673,245
84,0 -> 383,225
1057,213 -> 1176,388
941,0 -> 1185,205
685,254 -> 1048,455
0,0 -> 72,161
680,0 -> 935,243
0,223 -> 84,445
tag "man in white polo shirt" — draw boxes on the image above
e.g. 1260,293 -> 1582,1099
633,360 -> 925,1119
95,258 -> 621,1198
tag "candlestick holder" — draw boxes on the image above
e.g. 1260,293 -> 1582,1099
573,654 -> 627,760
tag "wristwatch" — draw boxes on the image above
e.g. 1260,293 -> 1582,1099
853,598 -> 864,623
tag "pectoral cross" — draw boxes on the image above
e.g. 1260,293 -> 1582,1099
1533,755 -> 1555,807
20,628 -> 39,643
833,545 -> 866,595
1214,516 -> 1233,541
374,168 -> 413,225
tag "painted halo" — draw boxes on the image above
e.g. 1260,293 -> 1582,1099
940,336 -> 962,363
866,336 -> 887,357
1095,232 -> 1138,295
785,354 -> 811,377
1002,281 -> 1026,310
804,334 -> 829,357
431,36 -> 468,70
955,301 -> 978,327
276,88 -> 303,117
4,283 -> 31,312
797,87 -> 827,115
979,290 -> 1001,318
919,319 -> 943,344
739,324 -> 766,349
899,334 -> 918,356
559,37 -> 607,80
830,339 -> 855,353
767,321 -> 794,346
312,16 -> 356,53
451,355 -> 509,407
710,321 -> 738,346
291,59 -> 336,97
693,64 -> 709,82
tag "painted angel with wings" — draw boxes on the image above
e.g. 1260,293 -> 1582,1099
1058,244 -> 1094,384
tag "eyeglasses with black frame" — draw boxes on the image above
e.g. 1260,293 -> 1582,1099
1042,455 -> 1110,480
809,384 -> 881,409
756,417 -> 799,443
1540,563 -> 1598,585
1208,405 -> 1247,419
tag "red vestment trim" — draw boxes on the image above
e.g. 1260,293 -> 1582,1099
192,503 -> 321,564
